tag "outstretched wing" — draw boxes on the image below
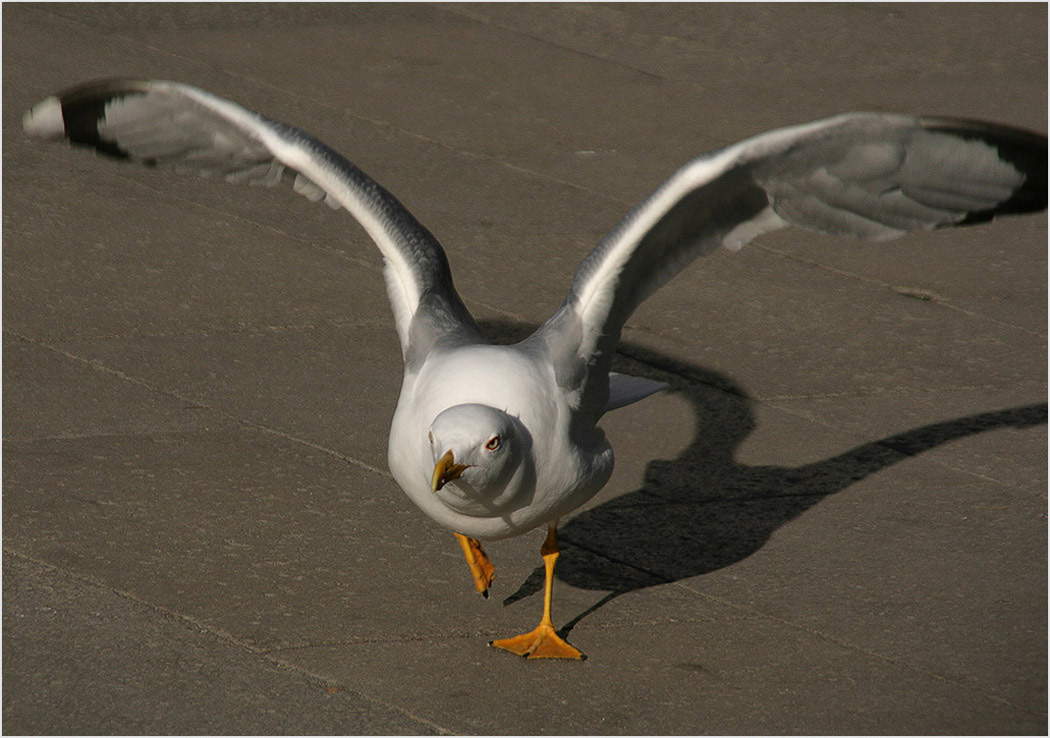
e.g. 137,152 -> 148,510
22,78 -> 480,363
537,112 -> 1046,423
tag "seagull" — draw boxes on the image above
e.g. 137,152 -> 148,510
23,79 -> 1046,660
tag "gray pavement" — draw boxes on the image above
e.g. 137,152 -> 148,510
3,3 -> 1047,734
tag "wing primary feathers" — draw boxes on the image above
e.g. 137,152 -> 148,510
28,79 -> 155,161
919,118 -> 1048,223
538,112 -> 1046,423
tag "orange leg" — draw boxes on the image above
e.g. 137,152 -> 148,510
454,532 -> 495,598
489,525 -> 585,660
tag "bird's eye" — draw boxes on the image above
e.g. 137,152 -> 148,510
485,436 -> 500,451
428,431 -> 434,444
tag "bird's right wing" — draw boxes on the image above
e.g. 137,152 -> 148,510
23,78 -> 481,363
536,113 -> 1046,424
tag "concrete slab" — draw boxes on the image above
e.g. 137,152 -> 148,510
768,388 -> 1048,489
755,224 -> 1049,335
55,325 -> 404,471
286,615 -> 1044,735
4,3 -> 1046,734
3,554 -> 443,735
3,333 -> 237,440
622,240 -> 1046,396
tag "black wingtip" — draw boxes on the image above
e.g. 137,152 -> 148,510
921,117 -> 1047,223
24,78 -> 154,161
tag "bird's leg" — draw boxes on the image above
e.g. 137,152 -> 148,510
489,524 -> 585,660
454,532 -> 495,598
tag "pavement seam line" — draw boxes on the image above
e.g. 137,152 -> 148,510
4,329 -> 392,480
442,5 -> 667,82
3,428 -> 228,443
752,243 -> 1048,339
20,318 -> 393,343
111,170 -> 380,272
264,631 -> 504,652
4,546 -> 263,652
3,547 -> 457,736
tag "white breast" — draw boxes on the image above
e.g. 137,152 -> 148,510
387,345 -> 613,539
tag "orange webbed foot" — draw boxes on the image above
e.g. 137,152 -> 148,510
489,623 -> 585,660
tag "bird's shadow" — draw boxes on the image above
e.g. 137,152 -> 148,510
478,320 -> 1048,636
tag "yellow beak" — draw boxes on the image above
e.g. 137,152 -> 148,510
432,450 -> 470,492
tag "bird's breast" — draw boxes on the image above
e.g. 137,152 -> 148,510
387,345 -> 612,538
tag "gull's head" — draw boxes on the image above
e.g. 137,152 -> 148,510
428,403 -> 533,516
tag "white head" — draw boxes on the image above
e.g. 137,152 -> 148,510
428,403 -> 534,516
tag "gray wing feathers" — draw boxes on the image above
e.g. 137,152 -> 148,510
98,91 -> 274,178
757,123 -> 1029,240
541,112 -> 1046,422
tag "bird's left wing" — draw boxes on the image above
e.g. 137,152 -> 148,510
22,79 -> 480,361
536,112 -> 1046,423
